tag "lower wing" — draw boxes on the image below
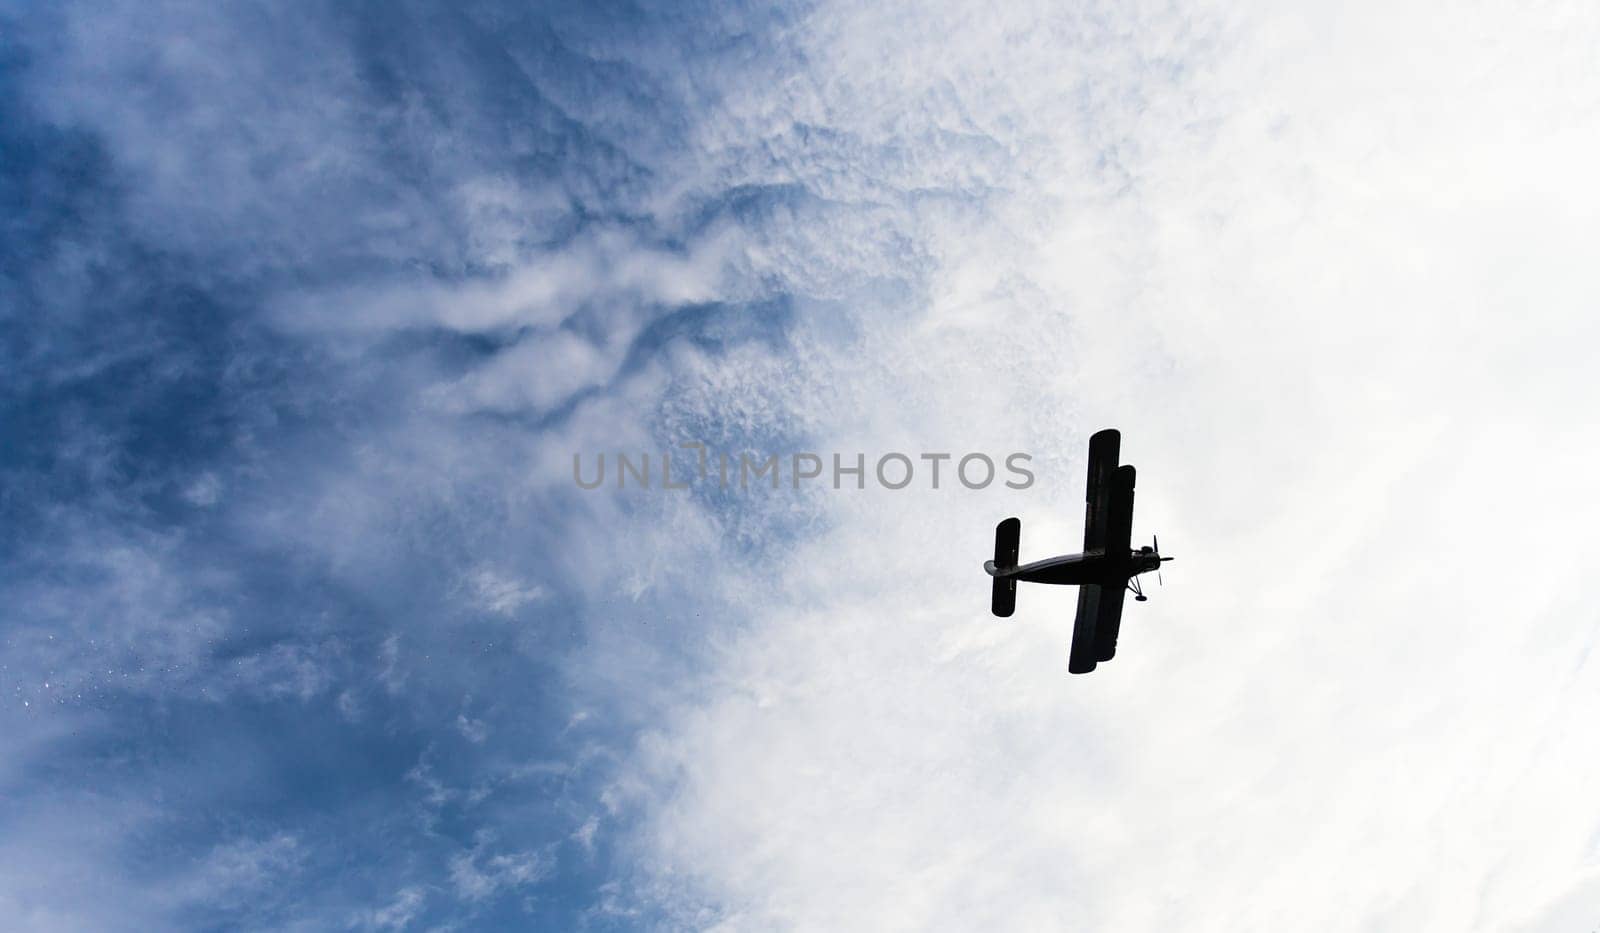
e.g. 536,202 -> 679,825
1069,585 -> 1102,674
1092,582 -> 1127,663
1069,580 -> 1130,673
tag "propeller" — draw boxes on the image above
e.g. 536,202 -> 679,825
1153,535 -> 1173,585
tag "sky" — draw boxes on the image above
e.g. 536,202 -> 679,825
3,1 -> 1600,930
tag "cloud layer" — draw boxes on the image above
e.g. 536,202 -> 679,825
4,0 -> 1599,930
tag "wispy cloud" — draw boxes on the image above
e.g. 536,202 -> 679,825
5,0 -> 1599,930
449,834 -> 554,903
606,1 -> 1600,930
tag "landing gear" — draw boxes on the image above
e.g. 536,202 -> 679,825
1128,576 -> 1149,602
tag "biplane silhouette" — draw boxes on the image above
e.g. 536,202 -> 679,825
984,429 -> 1172,673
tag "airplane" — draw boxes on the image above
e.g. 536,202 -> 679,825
983,428 -> 1172,673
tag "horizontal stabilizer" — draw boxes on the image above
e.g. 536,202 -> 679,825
991,517 -> 1021,617
993,517 -> 1020,568
992,577 -> 1016,617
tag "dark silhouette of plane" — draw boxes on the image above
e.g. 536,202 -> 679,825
984,428 -> 1172,673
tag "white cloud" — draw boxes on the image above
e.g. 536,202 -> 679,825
354,886 -> 428,932
616,1 -> 1600,930
177,833 -> 305,907
272,227 -> 734,339
227,642 -> 338,703
448,835 -> 552,903
10,0 -> 1598,927
456,713 -> 490,744
572,815 -> 601,855
183,472 -> 223,507
426,331 -> 618,418
460,568 -> 546,617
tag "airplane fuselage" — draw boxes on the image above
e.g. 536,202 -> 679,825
986,549 -> 1164,586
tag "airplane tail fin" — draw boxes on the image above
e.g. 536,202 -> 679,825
989,517 -> 1021,617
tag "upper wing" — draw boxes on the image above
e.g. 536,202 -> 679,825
1105,463 -> 1136,558
1081,429 -> 1122,554
1092,465 -> 1137,662
1072,434 -> 1129,674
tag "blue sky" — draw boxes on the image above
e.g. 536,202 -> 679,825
6,1 -> 1600,930
2,3 -> 790,927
